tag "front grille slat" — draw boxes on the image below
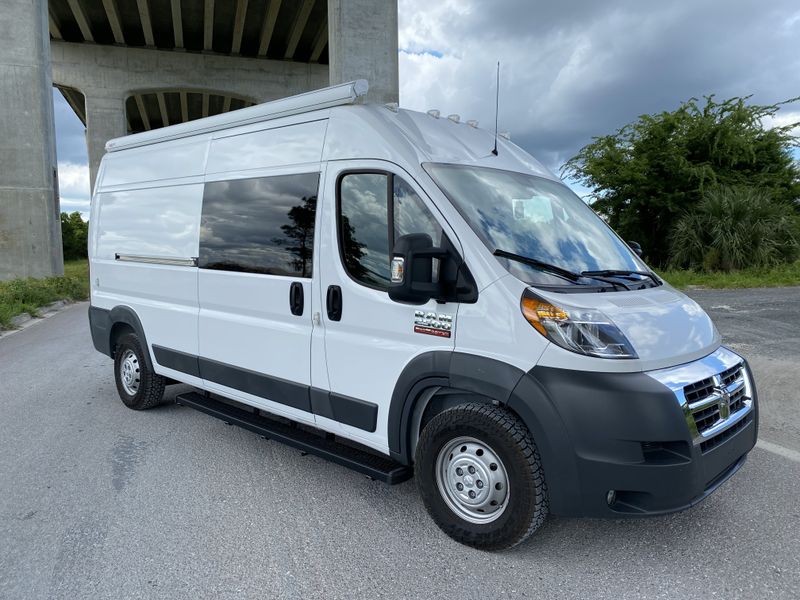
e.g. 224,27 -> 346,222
682,363 -> 751,453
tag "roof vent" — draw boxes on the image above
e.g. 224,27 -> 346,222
499,131 -> 511,140
427,109 -> 440,118
384,102 -> 399,112
447,114 -> 461,124
467,119 -> 479,128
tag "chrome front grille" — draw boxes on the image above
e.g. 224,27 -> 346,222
647,347 -> 755,454
683,364 -> 750,443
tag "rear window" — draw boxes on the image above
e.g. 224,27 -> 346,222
199,173 -> 319,277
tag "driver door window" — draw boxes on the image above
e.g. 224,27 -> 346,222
338,172 -> 442,291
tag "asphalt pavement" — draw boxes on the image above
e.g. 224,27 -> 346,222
0,288 -> 798,599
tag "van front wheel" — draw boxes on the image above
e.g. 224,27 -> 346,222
415,403 -> 548,550
113,333 -> 166,410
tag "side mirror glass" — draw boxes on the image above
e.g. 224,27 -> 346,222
388,233 -> 442,305
628,240 -> 643,257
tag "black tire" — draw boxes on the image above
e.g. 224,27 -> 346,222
113,333 -> 166,410
415,403 -> 548,550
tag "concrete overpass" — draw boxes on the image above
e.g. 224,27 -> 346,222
0,0 -> 398,280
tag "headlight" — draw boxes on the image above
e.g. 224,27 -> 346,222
520,289 -> 637,359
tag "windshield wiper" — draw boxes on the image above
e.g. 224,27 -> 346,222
581,269 -> 661,286
494,249 -> 582,282
494,249 -> 630,290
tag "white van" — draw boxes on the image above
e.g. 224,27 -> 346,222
88,80 -> 758,550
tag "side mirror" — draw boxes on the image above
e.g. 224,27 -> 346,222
388,233 -> 478,305
628,241 -> 643,257
388,233 -> 443,305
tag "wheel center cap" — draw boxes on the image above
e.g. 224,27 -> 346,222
463,474 -> 474,487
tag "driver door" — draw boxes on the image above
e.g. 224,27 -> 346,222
314,161 -> 461,453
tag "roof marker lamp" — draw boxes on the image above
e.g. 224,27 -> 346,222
520,289 -> 637,359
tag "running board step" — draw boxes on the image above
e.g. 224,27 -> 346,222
175,392 -> 413,485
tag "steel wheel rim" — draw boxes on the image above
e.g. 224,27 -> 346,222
119,349 -> 141,396
435,436 -> 509,524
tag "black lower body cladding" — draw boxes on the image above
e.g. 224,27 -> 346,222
508,363 -> 758,518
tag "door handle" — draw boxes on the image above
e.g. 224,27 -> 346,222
289,282 -> 304,316
326,285 -> 342,321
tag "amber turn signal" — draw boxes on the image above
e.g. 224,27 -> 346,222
520,295 -> 569,337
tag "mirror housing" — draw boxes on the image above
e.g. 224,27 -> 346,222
628,240 -> 643,257
388,233 -> 478,305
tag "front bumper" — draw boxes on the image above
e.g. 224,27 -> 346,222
507,346 -> 758,517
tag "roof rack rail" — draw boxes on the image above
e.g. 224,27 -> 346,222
106,79 -> 369,153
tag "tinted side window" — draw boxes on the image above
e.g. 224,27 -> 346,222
339,172 -> 444,290
339,173 -> 390,288
199,173 -> 319,277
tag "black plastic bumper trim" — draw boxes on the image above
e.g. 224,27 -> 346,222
149,345 -> 379,432
198,356 -> 311,413
152,345 -> 200,378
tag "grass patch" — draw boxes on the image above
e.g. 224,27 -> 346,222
0,260 -> 89,328
658,261 -> 800,289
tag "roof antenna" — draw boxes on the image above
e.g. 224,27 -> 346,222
492,61 -> 500,156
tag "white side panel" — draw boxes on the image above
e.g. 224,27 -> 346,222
198,271 -> 315,424
91,261 -> 201,386
206,120 -> 327,175
94,184 -> 203,260
99,137 -> 210,188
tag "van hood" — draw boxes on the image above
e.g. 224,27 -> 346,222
534,284 -> 721,370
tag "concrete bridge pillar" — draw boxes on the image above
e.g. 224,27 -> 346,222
0,0 -> 63,279
85,93 -> 126,193
328,0 -> 399,105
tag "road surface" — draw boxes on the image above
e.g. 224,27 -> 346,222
1,287 -> 798,599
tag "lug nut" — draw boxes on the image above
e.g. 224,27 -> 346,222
468,490 -> 476,499
456,483 -> 463,491
456,467 -> 463,476
476,480 -> 484,489
468,466 -> 475,474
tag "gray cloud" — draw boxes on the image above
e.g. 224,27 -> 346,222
399,0 -> 800,174
52,0 -> 800,210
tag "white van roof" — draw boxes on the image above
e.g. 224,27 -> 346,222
101,79 -> 557,185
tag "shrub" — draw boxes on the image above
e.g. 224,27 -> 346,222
669,186 -> 799,271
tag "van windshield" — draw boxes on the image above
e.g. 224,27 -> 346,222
424,163 -> 649,288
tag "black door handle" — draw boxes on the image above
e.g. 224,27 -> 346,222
289,282 -> 304,316
326,285 -> 342,321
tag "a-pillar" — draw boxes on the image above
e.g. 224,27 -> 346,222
0,0 -> 62,279
84,92 -> 127,193
328,0 -> 398,105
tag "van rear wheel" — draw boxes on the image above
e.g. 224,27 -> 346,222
415,403 -> 548,550
113,333 -> 166,410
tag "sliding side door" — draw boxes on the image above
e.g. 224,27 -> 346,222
196,170 -> 320,423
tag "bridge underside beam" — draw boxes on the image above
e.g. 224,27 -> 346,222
51,40 -> 329,190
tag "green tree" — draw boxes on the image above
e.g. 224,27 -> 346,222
60,211 -> 89,260
563,95 -> 800,265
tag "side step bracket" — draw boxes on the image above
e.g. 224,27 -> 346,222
175,392 -> 412,485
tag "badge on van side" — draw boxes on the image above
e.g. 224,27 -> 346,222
414,311 -> 453,338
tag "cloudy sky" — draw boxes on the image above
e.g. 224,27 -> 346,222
55,0 -> 800,217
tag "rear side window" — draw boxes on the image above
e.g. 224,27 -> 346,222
199,173 -> 319,277
338,172 -> 442,290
